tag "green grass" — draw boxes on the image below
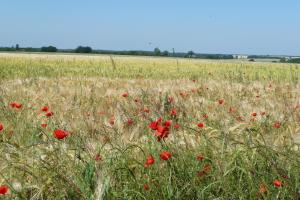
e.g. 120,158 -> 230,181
0,53 -> 300,199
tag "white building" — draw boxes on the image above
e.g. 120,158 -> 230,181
233,54 -> 248,59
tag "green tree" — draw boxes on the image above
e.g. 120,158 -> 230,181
154,47 -> 161,56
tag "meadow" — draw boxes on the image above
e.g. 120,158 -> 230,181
0,53 -> 300,199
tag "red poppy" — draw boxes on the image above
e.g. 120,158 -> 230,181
41,106 -> 49,112
95,154 -> 102,161
203,114 -> 209,119
203,164 -> 211,173
41,124 -> 47,128
170,108 -> 177,117
218,99 -> 224,105
196,155 -> 204,161
53,129 -> 69,140
155,125 -> 170,141
197,123 -> 205,128
0,123 -> 3,132
122,93 -> 129,97
149,118 -> 162,130
10,102 -> 22,109
251,112 -> 257,117
143,184 -> 150,191
109,117 -> 115,126
144,155 -> 155,168
173,124 -> 180,129
273,180 -> 282,188
168,97 -> 174,103
127,119 -> 134,126
0,185 -> 9,195
228,107 -> 235,113
160,151 -> 172,161
46,112 -> 54,117
197,171 -> 205,177
143,108 -> 150,113
259,183 -> 267,193
261,112 -> 266,116
273,121 -> 281,129
164,120 -> 172,127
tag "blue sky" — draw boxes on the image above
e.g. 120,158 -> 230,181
0,0 -> 299,55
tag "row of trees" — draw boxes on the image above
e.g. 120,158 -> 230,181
0,44 -> 234,59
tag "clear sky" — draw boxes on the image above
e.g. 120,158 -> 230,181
1,0 -> 299,55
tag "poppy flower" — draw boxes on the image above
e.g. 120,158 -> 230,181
203,164 -> 211,173
122,93 -> 129,97
127,119 -> 134,126
10,102 -> 22,109
261,112 -> 266,116
251,112 -> 257,117
170,108 -> 177,117
228,107 -> 235,113
143,184 -> 150,191
196,155 -> 204,161
41,106 -> 49,112
203,114 -> 208,119
143,108 -> 150,113
0,123 -> 3,132
164,120 -> 172,127
41,124 -> 47,128
53,129 -> 69,140
144,155 -> 155,168
197,123 -> 205,128
259,183 -> 267,193
0,185 -> 9,195
109,117 -> 115,126
160,151 -> 172,161
173,124 -> 180,129
273,121 -> 281,129
168,97 -> 174,103
273,180 -> 282,188
46,112 -> 54,117
95,154 -> 102,161
149,118 -> 162,130
155,125 -> 170,141
197,170 -> 205,177
218,99 -> 224,105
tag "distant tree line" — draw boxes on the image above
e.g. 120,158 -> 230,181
5,44 -> 295,60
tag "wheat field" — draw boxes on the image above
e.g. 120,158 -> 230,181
0,53 -> 300,199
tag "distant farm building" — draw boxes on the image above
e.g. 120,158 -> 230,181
233,54 -> 248,59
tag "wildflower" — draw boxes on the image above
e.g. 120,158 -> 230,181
95,154 -> 102,161
160,151 -> 172,161
0,123 -> 3,132
41,106 -> 49,112
203,164 -> 211,173
173,124 -> 180,129
41,124 -> 47,128
164,120 -> 172,127
218,99 -> 224,105
122,92 -> 129,97
168,96 -> 174,103
143,108 -> 150,113
10,102 -> 22,109
197,123 -> 205,128
259,183 -> 267,193
196,155 -> 204,161
170,108 -> 177,117
203,114 -> 209,119
46,112 -> 54,117
273,179 -> 282,188
127,119 -> 134,126
149,118 -> 162,130
261,112 -> 266,116
144,155 -> 155,168
155,125 -> 170,141
143,184 -> 150,191
0,185 -> 9,195
53,129 -> 69,140
109,117 -> 115,125
251,112 -> 257,117
273,121 -> 281,129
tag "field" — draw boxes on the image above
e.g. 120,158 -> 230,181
0,53 -> 300,199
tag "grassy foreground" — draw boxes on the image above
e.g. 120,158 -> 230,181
0,53 -> 300,199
